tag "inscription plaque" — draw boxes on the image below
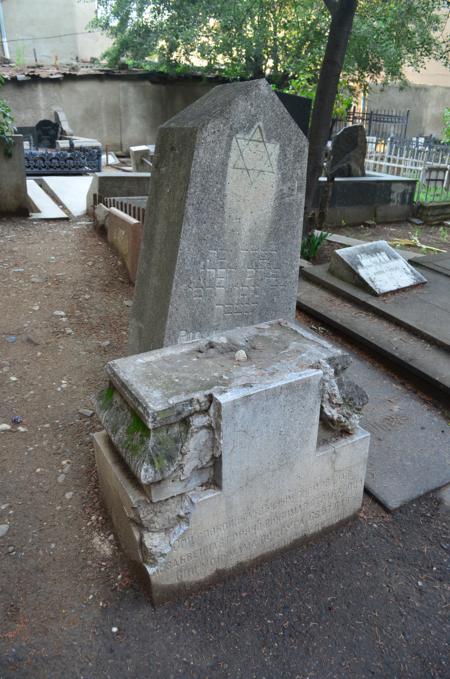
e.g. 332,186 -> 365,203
329,240 -> 427,296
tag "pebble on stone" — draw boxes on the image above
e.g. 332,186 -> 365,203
235,350 -> 248,362
79,408 -> 94,418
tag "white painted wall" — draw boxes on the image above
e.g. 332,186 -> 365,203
1,0 -> 111,65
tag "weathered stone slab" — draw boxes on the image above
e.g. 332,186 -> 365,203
129,79 -> 308,353
329,240 -> 427,295
94,320 -> 369,603
348,353 -> 450,511
97,321 -> 365,481
94,421 -> 369,604
298,277 -> 450,396
303,263 -> 450,350
411,252 -> 450,278
105,207 -> 142,283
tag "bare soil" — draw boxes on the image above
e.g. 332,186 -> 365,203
312,221 -> 450,265
0,216 -> 448,679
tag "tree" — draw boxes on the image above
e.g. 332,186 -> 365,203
92,0 -> 449,229
93,0 -> 449,94
303,0 -> 358,230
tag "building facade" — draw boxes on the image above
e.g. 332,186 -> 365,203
0,0 -> 111,65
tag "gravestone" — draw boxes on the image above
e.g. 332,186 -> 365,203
129,79 -> 308,353
327,124 -> 367,179
95,320 -> 370,604
329,240 -> 427,295
94,80 -> 370,604
130,145 -> 155,172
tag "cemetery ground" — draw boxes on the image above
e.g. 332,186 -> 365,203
0,215 -> 449,679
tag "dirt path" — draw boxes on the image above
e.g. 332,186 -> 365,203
0,217 -> 448,678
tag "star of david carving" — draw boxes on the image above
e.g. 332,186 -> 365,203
232,125 -> 277,183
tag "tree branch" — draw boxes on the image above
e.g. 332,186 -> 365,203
323,0 -> 338,15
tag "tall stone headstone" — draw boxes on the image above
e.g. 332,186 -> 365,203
129,79 -> 308,354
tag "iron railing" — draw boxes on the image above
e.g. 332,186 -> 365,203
93,194 -> 147,223
332,108 -> 410,140
366,139 -> 450,204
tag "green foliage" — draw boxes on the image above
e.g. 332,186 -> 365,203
301,230 -> 330,261
439,226 -> 449,241
92,0 -> 449,95
99,385 -> 115,410
0,76 -> 14,156
443,108 -> 450,144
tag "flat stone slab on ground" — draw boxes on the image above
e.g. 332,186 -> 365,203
411,252 -> 450,277
303,263 -> 450,350
346,353 -> 450,511
42,176 -> 92,217
94,319 -> 370,603
297,278 -> 450,395
27,180 -> 67,220
328,240 -> 427,295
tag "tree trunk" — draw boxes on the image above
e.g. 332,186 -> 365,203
303,0 -> 358,235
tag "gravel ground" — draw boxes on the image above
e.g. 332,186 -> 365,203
0,216 -> 448,679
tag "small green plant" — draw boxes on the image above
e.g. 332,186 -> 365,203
301,231 -> 330,262
413,226 -> 423,240
439,226 -> 449,241
443,107 -> 450,144
14,45 -> 26,67
0,75 -> 14,156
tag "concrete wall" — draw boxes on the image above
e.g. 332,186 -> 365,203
2,77 -> 215,151
368,83 -> 450,139
1,0 -> 111,65
0,135 -> 29,216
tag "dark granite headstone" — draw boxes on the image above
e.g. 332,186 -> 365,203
35,119 -> 60,149
327,124 -> 367,179
275,91 -> 312,137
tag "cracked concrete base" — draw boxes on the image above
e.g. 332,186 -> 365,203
94,321 -> 370,603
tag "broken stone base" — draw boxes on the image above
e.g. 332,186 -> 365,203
94,320 -> 370,604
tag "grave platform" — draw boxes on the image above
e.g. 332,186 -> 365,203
94,320 -> 369,604
302,263 -> 450,350
297,277 -> 450,396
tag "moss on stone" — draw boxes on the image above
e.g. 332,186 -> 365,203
99,385 -> 115,411
124,412 -> 151,457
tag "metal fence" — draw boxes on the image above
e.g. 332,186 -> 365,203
93,194 -> 147,223
332,108 -> 410,140
366,139 -> 450,204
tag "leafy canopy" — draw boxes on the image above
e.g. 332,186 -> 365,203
92,0 -> 449,97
